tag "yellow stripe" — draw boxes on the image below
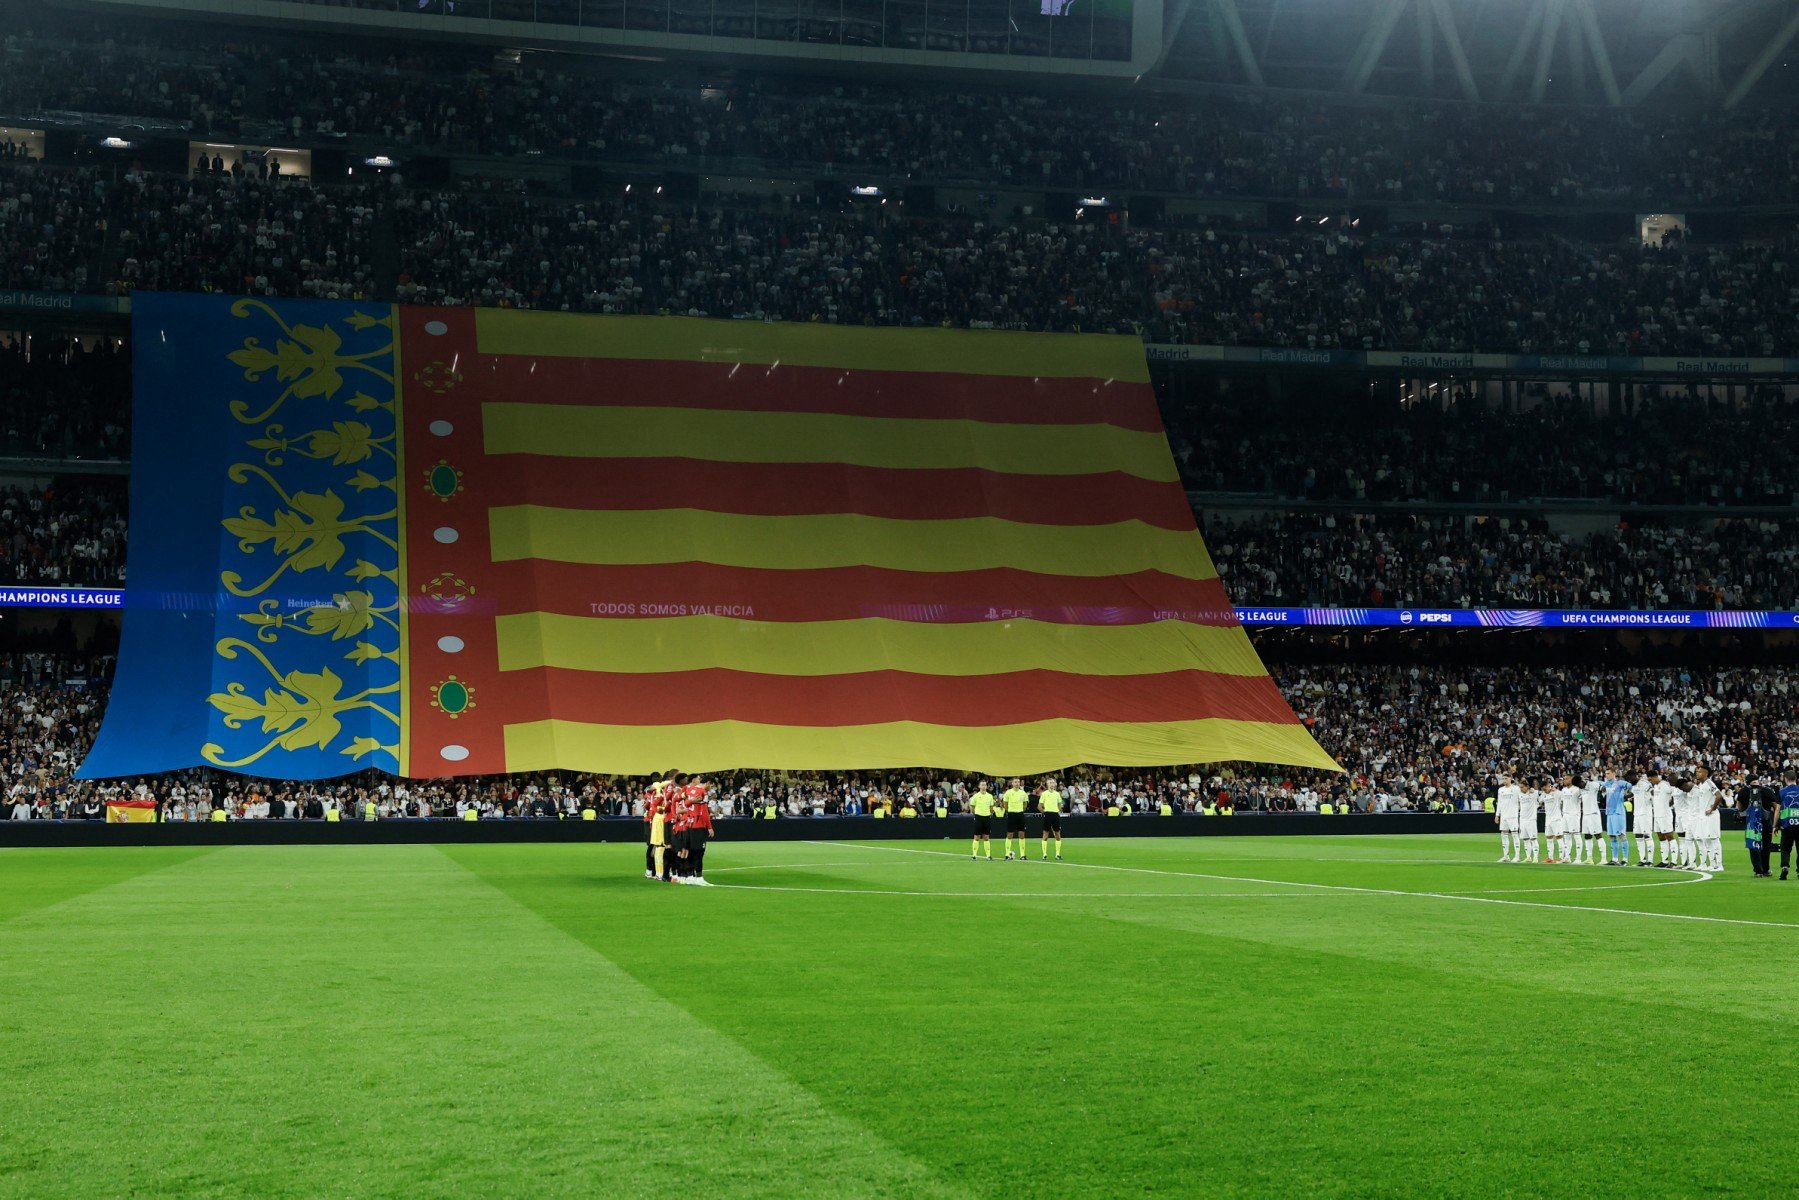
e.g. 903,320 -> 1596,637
496,613 -> 1266,677
483,403 -> 1178,483
489,507 -> 1218,580
502,718 -> 1343,775
391,302 -> 411,777
475,310 -> 1150,383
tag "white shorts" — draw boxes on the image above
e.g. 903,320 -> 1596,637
1498,807 -> 1519,834
1654,802 -> 1675,832
1634,804 -> 1657,834
1580,806 -> 1603,835
1544,813 -> 1562,836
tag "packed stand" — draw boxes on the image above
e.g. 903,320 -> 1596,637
109,168 -> 379,299
8,19 -> 1799,207
0,482 -> 127,586
0,29 -> 243,130
1235,664 -> 1799,816
5,659 -> 1794,819
393,188 -> 1799,356
0,650 -> 112,820
5,149 -> 1799,354
1206,513 -> 1799,611
0,335 -> 129,457
1174,389 -> 1799,504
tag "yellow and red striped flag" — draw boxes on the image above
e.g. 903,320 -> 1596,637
80,297 -> 1338,782
399,310 -> 1338,777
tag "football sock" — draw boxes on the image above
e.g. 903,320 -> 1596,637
972,837 -> 980,856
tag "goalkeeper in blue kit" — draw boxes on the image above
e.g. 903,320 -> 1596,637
1603,774 -> 1631,865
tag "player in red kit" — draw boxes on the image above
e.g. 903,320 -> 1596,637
676,775 -> 715,886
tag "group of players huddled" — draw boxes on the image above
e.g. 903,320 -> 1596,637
1494,767 -> 1725,871
966,778 -> 1067,861
643,773 -> 715,885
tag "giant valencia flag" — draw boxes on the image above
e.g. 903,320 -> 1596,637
80,295 -> 1339,780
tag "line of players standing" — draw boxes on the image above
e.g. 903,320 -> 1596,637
644,773 -> 715,885
1495,768 -> 1725,871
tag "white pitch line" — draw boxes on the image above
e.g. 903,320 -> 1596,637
707,862 -> 879,874
716,859 -> 1699,897
803,842 -> 1799,930
709,884 -> 1346,899
1449,879 -> 1720,895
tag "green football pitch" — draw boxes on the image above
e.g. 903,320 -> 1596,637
2,834 -> 1790,1198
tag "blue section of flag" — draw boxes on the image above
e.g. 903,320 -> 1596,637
79,294 -> 403,780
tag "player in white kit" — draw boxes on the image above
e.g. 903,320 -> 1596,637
1688,767 -> 1722,871
1631,771 -> 1658,866
1578,774 -> 1604,865
1541,777 -> 1565,863
1517,782 -> 1540,863
1651,772 -> 1680,869
1555,774 -> 1584,864
1655,773 -> 1683,867
1496,775 -> 1522,862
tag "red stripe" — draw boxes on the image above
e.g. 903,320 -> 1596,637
475,563 -> 1240,626
484,458 -> 1195,529
493,667 -> 1299,728
470,356 -> 1165,431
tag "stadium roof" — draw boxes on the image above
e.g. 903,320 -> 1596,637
1159,0 -> 1799,106
63,0 -> 1799,102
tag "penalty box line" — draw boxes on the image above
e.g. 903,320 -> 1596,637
804,842 -> 1799,931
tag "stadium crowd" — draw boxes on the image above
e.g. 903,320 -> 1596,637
1174,389 -> 1798,504
0,482 -> 126,587
1205,513 -> 1799,610
7,18 -> 1799,207
0,335 -> 129,458
3,655 -> 1792,820
5,156 -> 1799,356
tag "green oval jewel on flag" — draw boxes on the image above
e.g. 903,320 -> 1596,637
430,676 -> 474,719
425,460 -> 464,501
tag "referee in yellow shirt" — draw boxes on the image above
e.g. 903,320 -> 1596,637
969,782 -> 996,860
1037,777 -> 1064,861
1000,778 -> 1031,860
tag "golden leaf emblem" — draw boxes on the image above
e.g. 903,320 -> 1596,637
343,735 -> 394,760
345,641 -> 396,665
304,421 -> 375,466
303,590 -> 376,641
207,665 -> 346,753
223,489 -> 349,573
